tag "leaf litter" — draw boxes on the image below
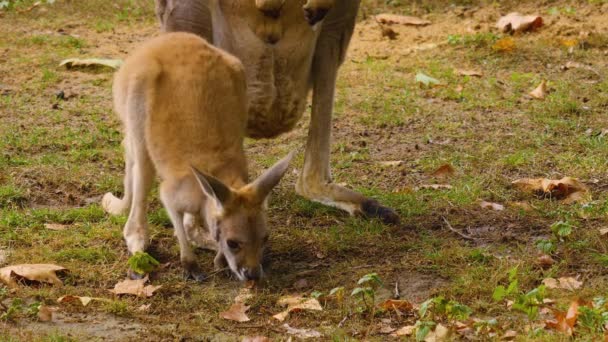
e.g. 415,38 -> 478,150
109,276 -> 161,298
511,177 -> 590,204
219,302 -> 250,322
0,264 -> 67,287
496,13 -> 543,34
273,295 -> 323,321
542,277 -> 583,291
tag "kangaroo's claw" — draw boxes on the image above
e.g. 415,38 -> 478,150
361,199 -> 400,225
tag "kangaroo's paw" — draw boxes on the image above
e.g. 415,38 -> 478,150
102,192 -> 129,216
296,179 -> 400,225
182,261 -> 207,283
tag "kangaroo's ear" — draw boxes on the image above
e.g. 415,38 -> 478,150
191,166 -> 232,205
250,151 -> 296,203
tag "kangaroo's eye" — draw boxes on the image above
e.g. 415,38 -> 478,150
263,235 -> 269,244
227,239 -> 240,250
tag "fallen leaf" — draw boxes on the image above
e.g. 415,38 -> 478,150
283,324 -> 322,339
480,201 -> 505,211
60,58 -> 123,70
546,299 -> 580,336
562,61 -> 599,75
416,72 -> 442,87
425,323 -> 451,342
391,325 -> 415,337
529,80 -> 548,99
379,299 -> 414,312
378,160 -> 404,167
0,264 -> 66,288
511,177 -> 590,204
431,164 -> 455,178
57,295 -> 95,306
416,184 -> 453,191
109,276 -> 161,298
503,330 -> 518,340
600,228 -> 608,236
37,305 -> 56,322
137,304 -> 151,312
537,254 -> 555,268
220,302 -> 250,322
235,288 -> 254,304
496,13 -> 543,34
273,295 -> 322,321
542,277 -> 583,290
456,69 -> 483,77
492,37 -> 516,52
44,223 -> 68,231
375,14 -> 431,26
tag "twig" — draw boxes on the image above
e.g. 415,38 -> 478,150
351,264 -> 374,270
441,216 -> 476,241
393,280 -> 400,299
338,315 -> 348,327
17,1 -> 40,13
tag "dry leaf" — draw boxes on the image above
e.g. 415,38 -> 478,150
37,305 -> 56,322
137,304 -> 151,312
456,69 -> 483,77
0,264 -> 66,288
235,288 -> 254,304
546,300 -> 580,336
529,80 -> 547,99
492,37 -> 516,52
109,276 -> 161,298
496,13 -> 543,34
511,177 -> 590,204
57,295 -> 95,306
283,324 -> 322,339
60,58 -> 123,70
542,277 -> 583,290
537,254 -> 555,268
378,160 -> 404,167
431,164 -> 455,178
220,302 -> 250,322
600,228 -> 608,236
480,201 -> 505,211
391,325 -> 415,337
379,299 -> 414,312
425,323 -> 451,342
375,14 -> 431,26
44,223 -> 68,231
273,295 -> 322,321
416,184 -> 453,191
503,330 -> 518,340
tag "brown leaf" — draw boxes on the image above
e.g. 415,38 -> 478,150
546,300 -> 580,336
502,330 -> 518,340
424,323 -> 451,342
456,69 -> 483,77
511,177 -> 590,204
109,276 -> 161,298
137,304 -> 151,312
492,37 -> 516,52
379,299 -> 414,312
375,14 -> 431,26
283,323 -> 322,338
273,295 -> 322,321
57,295 -> 95,306
600,228 -> 608,236
0,264 -> 67,288
391,325 -> 415,337
529,80 -> 547,99
537,254 -> 555,268
542,277 -> 583,290
37,305 -> 56,322
480,201 -> 505,211
235,288 -> 254,304
44,223 -> 68,231
496,13 -> 543,34
220,302 -> 250,322
431,164 -> 455,178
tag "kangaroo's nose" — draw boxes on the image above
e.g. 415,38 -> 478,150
243,268 -> 262,281
303,7 -> 329,26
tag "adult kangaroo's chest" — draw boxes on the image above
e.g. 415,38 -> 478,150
218,3 -> 321,139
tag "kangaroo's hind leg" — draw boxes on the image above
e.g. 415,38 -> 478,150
102,138 -> 134,216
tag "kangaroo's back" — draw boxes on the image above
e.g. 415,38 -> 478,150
114,32 -> 248,181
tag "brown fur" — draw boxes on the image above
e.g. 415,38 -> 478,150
103,32 -> 293,281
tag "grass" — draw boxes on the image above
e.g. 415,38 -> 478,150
0,0 -> 607,340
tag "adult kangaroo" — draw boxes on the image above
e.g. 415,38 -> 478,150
155,0 -> 399,224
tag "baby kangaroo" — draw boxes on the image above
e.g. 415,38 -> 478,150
102,32 -> 294,281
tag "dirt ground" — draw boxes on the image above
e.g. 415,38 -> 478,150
0,0 -> 608,341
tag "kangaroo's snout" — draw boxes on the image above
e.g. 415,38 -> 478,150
243,266 -> 263,281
